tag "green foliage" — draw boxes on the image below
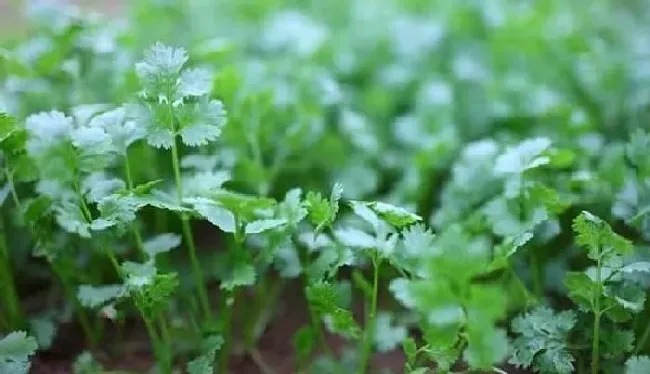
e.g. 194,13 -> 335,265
187,335 -> 224,374
0,331 -> 38,374
625,356 -> 650,374
510,307 -> 576,374
2,0 -> 650,373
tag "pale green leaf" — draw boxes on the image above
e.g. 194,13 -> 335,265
245,219 -> 287,235
189,197 -> 236,233
179,68 -> 213,97
143,233 -> 181,258
494,137 -> 552,175
77,284 -> 125,308
220,262 -> 256,291
28,317 -> 57,350
374,312 -> 407,352
626,356 -> 650,374
0,331 -> 38,374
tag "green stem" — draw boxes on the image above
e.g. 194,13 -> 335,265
296,238 -> 336,364
5,168 -> 23,213
634,321 -> 650,355
74,178 -> 93,223
358,254 -> 381,374
0,218 -> 23,328
124,156 -> 146,259
170,137 -> 211,321
142,315 -> 163,372
592,255 -> 602,374
218,291 -> 234,374
529,252 -> 543,299
157,313 -> 173,374
55,262 -> 97,345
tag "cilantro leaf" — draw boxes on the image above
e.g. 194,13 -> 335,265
77,284 -> 125,309
509,307 -> 576,374
135,42 -> 188,100
177,98 -> 227,147
626,356 -> 650,374
365,201 -> 422,228
0,331 -> 38,374
494,137 -> 552,175
143,233 -> 181,259
573,211 -> 633,260
305,183 -> 343,233
179,68 -> 213,97
245,219 -> 287,235
373,312 -> 407,352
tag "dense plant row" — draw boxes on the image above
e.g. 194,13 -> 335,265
1,1 -> 650,373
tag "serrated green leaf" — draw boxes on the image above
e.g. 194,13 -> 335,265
620,262 -> 650,274
626,356 -> 650,374
220,262 -> 256,291
72,351 -> 103,374
189,197 -> 236,233
564,271 -> 596,310
187,334 -> 223,374
306,183 -> 343,233
28,317 -> 57,351
366,201 -> 422,227
136,42 -> 188,99
463,326 -> 508,370
509,306 -> 575,374
143,233 -> 181,258
245,218 -> 287,235
178,99 -> 227,147
278,188 -> 308,226
293,326 -> 315,366
374,312 -> 407,352
0,113 -> 18,144
573,211 -> 633,260
122,261 -> 157,289
187,354 -> 214,374
131,272 -> 179,319
0,331 -> 38,374
55,202 -> 91,238
179,68 -> 213,97
183,170 -> 230,198
494,137 -> 552,175
402,337 -> 418,364
307,282 -> 360,339
401,223 -> 435,258
130,180 -> 163,195
78,284 -> 125,308
334,227 -> 376,249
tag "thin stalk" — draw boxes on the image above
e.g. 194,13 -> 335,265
219,226 -> 244,374
218,290 -> 234,374
592,254 -> 602,374
54,262 -> 97,345
0,169 -> 25,328
123,155 -> 146,259
157,313 -> 173,374
249,348 -> 277,374
529,252 -> 543,299
518,189 -> 543,299
296,238 -> 337,364
170,136 -> 211,321
74,179 -> 93,223
0,220 -> 23,328
5,168 -> 23,212
358,254 -> 381,374
633,322 -> 650,355
244,279 -> 286,350
142,315 -> 164,372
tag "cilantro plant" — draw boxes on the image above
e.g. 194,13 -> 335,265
2,0 -> 650,373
